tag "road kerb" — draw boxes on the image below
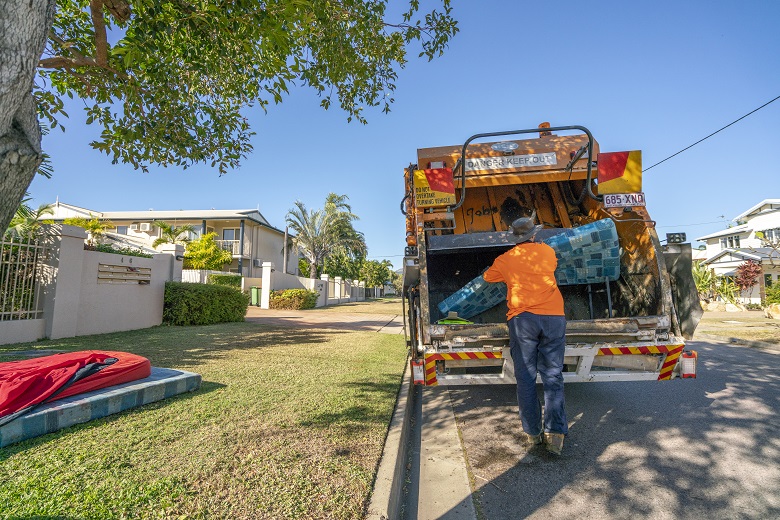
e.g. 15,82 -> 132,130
693,334 -> 780,353
366,362 -> 413,520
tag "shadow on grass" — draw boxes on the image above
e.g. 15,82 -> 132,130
0,322 -> 340,369
297,378 -> 402,431
0,379 -> 225,462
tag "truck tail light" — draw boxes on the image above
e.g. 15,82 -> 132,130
411,359 -> 425,385
681,350 -> 697,378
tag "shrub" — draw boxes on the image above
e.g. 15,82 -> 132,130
744,303 -> 762,311
269,289 -> 319,310
209,274 -> 242,289
766,283 -> 780,306
163,282 -> 249,325
85,243 -> 152,258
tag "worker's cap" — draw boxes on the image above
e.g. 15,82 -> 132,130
508,217 -> 542,243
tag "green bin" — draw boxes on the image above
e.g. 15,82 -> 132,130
250,286 -> 260,306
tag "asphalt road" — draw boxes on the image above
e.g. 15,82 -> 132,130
439,339 -> 780,520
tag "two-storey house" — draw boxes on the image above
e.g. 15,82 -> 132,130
47,202 -> 298,277
696,199 -> 780,303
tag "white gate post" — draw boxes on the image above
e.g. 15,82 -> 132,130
43,225 -> 87,339
261,261 -> 274,309
334,276 -> 343,303
319,274 -> 330,306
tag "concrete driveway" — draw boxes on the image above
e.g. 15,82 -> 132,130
245,306 -> 405,334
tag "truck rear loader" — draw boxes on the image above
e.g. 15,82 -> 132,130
401,124 -> 703,386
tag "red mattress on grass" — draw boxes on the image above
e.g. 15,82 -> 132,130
0,350 -> 151,420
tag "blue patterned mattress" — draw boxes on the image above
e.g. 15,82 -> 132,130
437,219 -> 620,319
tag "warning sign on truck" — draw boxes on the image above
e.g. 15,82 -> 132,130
414,168 -> 456,207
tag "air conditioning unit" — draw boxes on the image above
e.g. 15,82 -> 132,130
129,223 -> 139,231
139,223 -> 152,232
252,259 -> 262,268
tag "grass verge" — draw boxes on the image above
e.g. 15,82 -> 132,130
0,321 -> 407,519
696,312 -> 780,344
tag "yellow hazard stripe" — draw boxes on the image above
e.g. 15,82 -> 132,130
423,351 -> 503,385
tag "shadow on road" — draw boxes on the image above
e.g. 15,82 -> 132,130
445,341 -> 780,519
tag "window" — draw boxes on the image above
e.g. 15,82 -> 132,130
115,226 -> 128,235
759,228 -> 780,244
722,235 -> 740,249
767,274 -> 774,288
222,228 -> 239,241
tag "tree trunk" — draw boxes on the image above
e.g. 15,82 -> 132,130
309,261 -> 317,280
0,0 -> 56,232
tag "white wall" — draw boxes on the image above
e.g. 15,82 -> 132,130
0,225 -> 184,345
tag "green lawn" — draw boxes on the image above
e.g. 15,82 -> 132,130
0,320 -> 407,519
696,312 -> 780,344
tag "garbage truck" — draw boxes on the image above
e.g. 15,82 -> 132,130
401,124 -> 702,386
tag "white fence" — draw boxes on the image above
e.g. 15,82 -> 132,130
0,234 -> 49,322
182,269 -> 240,284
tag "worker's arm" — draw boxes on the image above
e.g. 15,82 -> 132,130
482,263 -> 503,283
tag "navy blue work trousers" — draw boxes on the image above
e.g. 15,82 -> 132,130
508,312 -> 568,436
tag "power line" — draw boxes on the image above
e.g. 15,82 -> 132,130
656,218 -> 731,229
643,94 -> 780,172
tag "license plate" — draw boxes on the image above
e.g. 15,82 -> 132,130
602,192 -> 646,208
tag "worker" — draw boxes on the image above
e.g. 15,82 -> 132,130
483,216 -> 567,455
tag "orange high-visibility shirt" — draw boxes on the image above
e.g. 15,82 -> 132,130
483,242 -> 564,320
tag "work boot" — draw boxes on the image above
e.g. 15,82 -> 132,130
527,432 -> 544,445
544,433 -> 565,455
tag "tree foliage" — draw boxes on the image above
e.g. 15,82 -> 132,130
360,258 -> 393,287
322,251 -> 361,281
766,283 -> 780,305
63,214 -> 114,245
35,0 -> 458,175
183,232 -> 233,270
692,261 -> 717,301
735,260 -> 762,292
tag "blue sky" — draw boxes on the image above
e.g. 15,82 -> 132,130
29,0 -> 780,268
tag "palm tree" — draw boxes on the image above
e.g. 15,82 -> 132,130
286,201 -> 337,279
325,193 -> 367,260
152,221 -> 196,249
286,194 -> 367,279
5,194 -> 54,238
63,214 -> 114,246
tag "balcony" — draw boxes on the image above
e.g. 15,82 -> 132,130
215,240 -> 248,257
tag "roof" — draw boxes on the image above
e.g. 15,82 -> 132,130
696,223 -> 751,241
50,203 -> 287,235
703,247 -> 780,265
733,199 -> 780,221
101,232 -> 159,255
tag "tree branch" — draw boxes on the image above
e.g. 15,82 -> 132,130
39,56 -> 99,69
90,0 -> 108,66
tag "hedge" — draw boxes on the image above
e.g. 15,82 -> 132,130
209,274 -> 242,289
163,282 -> 249,326
269,289 -> 319,310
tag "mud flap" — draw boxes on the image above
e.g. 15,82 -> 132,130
663,243 -> 703,339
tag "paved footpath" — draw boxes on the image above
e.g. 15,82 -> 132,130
245,306 -> 405,334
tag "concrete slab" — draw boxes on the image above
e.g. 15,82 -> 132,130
0,367 -> 202,448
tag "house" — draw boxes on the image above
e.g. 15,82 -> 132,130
696,198 -> 780,303
47,202 -> 298,277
